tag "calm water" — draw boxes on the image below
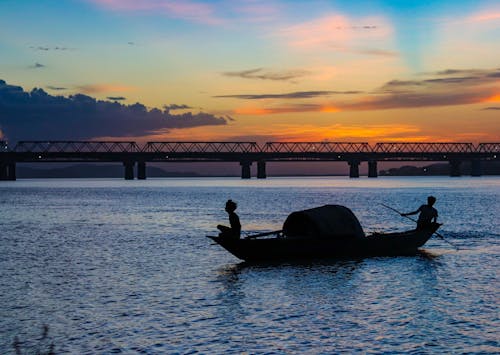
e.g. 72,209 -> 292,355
0,177 -> 498,354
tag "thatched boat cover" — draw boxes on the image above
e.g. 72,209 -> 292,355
283,205 -> 365,239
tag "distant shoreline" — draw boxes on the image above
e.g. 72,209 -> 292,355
12,161 -> 500,178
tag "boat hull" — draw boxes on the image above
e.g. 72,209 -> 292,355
208,223 -> 440,261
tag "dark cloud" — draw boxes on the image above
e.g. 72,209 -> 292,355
222,68 -> 309,81
425,68 -> 500,78
342,91 -> 490,111
215,90 -> 362,100
163,104 -> 193,110
424,76 -> 478,84
351,68 -> 500,109
0,80 -> 228,143
379,68 -> 500,94
107,96 -> 126,101
29,63 -> 45,69
434,69 -> 476,76
481,107 -> 500,110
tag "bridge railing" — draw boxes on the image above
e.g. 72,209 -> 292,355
373,142 -> 475,153
142,142 -> 260,153
477,143 -> 500,153
14,141 -> 140,153
263,142 -> 371,153
0,141 -> 8,152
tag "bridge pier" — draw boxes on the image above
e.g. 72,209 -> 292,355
0,162 -> 16,181
257,160 -> 266,179
137,161 -> 146,180
0,163 -> 6,180
123,161 -> 135,180
449,160 -> 462,177
368,160 -> 378,178
471,159 -> 482,177
240,161 -> 252,179
348,160 -> 360,178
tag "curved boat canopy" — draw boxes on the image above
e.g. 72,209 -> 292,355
283,205 -> 365,239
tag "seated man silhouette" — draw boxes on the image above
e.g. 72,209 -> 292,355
401,196 -> 438,230
217,199 -> 241,239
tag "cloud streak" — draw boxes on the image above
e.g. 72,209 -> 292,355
215,90 -> 362,100
46,86 -> 68,91
77,84 -> 135,94
222,68 -> 310,81
0,80 -> 228,142
29,46 -> 73,51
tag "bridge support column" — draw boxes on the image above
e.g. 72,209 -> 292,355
257,160 -> 266,179
123,161 -> 135,180
240,161 -> 252,179
137,161 -> 146,180
0,162 -> 16,180
449,160 -> 462,177
471,159 -> 482,177
0,163 -> 7,180
7,163 -> 16,180
368,160 -> 378,178
348,160 -> 360,178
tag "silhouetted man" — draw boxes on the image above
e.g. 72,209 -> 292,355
217,199 -> 241,239
401,196 -> 438,230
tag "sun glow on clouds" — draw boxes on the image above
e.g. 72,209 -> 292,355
150,122 -> 426,143
277,124 -> 423,142
482,94 -> 500,103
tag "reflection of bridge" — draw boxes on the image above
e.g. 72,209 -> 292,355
1,141 -> 499,180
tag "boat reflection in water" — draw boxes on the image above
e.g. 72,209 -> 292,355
208,205 -> 440,262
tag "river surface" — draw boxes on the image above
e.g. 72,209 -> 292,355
0,177 -> 499,354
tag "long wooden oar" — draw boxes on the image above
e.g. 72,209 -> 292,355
380,203 -> 459,250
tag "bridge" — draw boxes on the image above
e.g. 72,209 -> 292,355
0,141 -> 498,180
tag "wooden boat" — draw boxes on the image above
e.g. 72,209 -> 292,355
208,205 -> 440,262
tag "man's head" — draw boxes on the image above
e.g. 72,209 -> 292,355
427,196 -> 436,206
225,199 -> 237,213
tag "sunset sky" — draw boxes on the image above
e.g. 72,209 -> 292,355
1,0 -> 499,144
